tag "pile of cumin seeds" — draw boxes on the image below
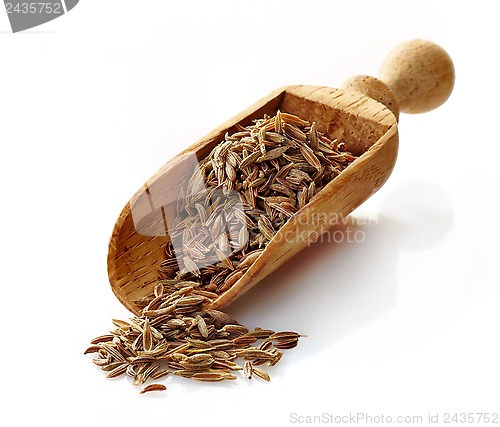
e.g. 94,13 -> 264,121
155,111 -> 357,297
86,280 -> 301,394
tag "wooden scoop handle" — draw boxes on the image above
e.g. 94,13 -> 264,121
342,39 -> 455,118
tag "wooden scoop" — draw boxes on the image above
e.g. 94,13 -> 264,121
108,39 -> 454,315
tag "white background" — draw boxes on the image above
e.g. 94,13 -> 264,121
1,1 -> 499,426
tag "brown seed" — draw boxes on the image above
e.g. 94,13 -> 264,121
140,384 -> 166,394
258,217 -> 275,241
233,335 -> 259,346
257,146 -> 289,162
90,335 -> 114,345
101,361 -> 127,372
210,350 -> 231,359
142,319 -> 153,352
142,304 -> 177,318
154,282 -> 164,298
269,331 -> 301,340
184,336 -> 212,347
237,349 -> 275,360
267,202 -> 294,218
270,183 -> 295,197
273,338 -> 299,350
192,289 -> 219,299
240,151 -> 261,169
182,257 -> 200,277
133,373 -> 144,386
191,372 -> 237,382
211,359 -> 242,371
106,363 -> 128,378
126,364 -> 136,378
100,343 -> 126,362
129,356 -> 157,364
253,367 -> 271,381
247,329 -> 275,339
164,342 -> 191,356
218,270 -> 244,293
274,110 -> 283,133
281,112 -> 310,127
258,340 -> 273,351
165,318 -> 186,328
196,315 -> 209,339
150,369 -> 170,380
112,319 -> 131,329
186,353 -> 214,365
238,250 -> 264,269
300,145 -> 322,170
243,361 -> 253,379
284,123 -> 307,142
221,324 -> 249,336
84,345 -> 101,355
142,364 -> 160,382
176,296 -> 205,307
268,351 -> 283,367
309,122 -> 319,151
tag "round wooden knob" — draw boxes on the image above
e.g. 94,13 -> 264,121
379,39 -> 455,114
343,39 -> 455,116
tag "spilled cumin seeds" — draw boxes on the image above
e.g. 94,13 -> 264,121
86,280 -> 301,394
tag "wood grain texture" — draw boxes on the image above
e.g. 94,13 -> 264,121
379,39 -> 455,113
108,85 -> 398,314
343,40 -> 455,116
342,75 -> 400,119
